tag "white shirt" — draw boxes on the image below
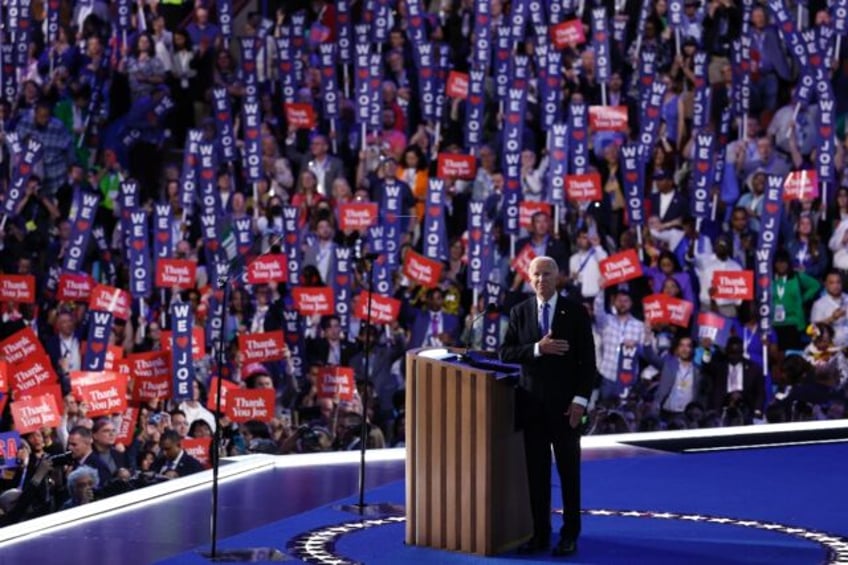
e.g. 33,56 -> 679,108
695,254 -> 743,306
569,245 -> 608,299
659,191 -> 674,219
727,362 -> 743,393
811,292 -> 848,347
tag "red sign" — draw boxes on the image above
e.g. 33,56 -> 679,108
338,202 -> 378,231
511,244 -> 538,284
353,293 -> 401,323
783,170 -> 819,201
589,105 -> 629,132
90,284 -> 131,320
226,388 -> 275,423
127,351 -> 171,401
0,360 -> 7,392
566,172 -> 603,202
160,327 -> 206,360
155,259 -> 197,289
551,19 -> 586,49
600,249 -> 644,288
247,255 -> 288,284
0,275 -> 35,303
57,273 -> 95,302
711,270 -> 754,300
78,375 -> 128,418
115,407 -> 138,447
403,250 -> 443,288
207,377 -> 240,413
445,70 -> 469,99
284,102 -> 316,129
104,345 -> 124,370
317,366 -> 355,401
182,437 -> 212,468
70,370 -> 121,399
642,294 -> 668,325
10,354 -> 58,397
11,394 -> 61,434
292,287 -> 335,316
519,202 -> 553,230
16,384 -> 62,414
665,297 -> 694,328
239,332 -> 287,363
0,328 -> 45,365
436,153 -> 477,180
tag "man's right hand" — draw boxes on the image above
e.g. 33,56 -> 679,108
538,332 -> 570,356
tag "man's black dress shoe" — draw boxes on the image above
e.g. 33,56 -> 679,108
517,536 -> 550,554
552,537 -> 577,557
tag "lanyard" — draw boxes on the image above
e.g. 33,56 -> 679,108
775,277 -> 788,300
577,247 -> 597,274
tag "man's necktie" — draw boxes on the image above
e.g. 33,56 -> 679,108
540,302 -> 550,335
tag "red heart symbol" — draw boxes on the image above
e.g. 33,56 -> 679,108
216,112 -> 228,121
421,67 -> 433,79
285,233 -> 298,244
201,169 -> 214,180
553,149 -> 566,160
508,114 -> 520,125
547,76 -> 559,88
176,336 -> 189,349
281,62 -> 292,72
782,21 -> 794,33
470,95 -> 482,105
292,38 -> 304,47
187,154 -> 197,167
286,333 -> 298,344
90,342 -> 105,354
820,126 -> 833,138
697,162 -> 709,173
244,62 -> 256,73
322,67 -> 334,78
207,240 -> 219,251
336,275 -> 349,286
758,276 -> 770,288
19,163 -> 30,175
411,16 -> 422,27
247,129 -> 259,140
740,60 -> 750,72
694,78 -> 705,88
620,372 -> 633,385
338,14 -> 349,23
132,240 -> 145,251
765,202 -> 779,214
477,14 -> 489,25
507,179 -> 520,189
498,50 -> 509,61
596,32 -> 606,43
471,229 -> 482,241
428,206 -> 441,217
640,75 -> 652,85
157,232 -> 169,242
358,68 -> 368,79
385,212 -> 397,223
238,245 -> 250,255
77,220 -> 90,231
625,172 -> 638,183
573,129 -> 586,140
647,106 -> 659,119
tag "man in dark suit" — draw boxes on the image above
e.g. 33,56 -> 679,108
307,315 -> 359,367
153,430 -> 205,478
648,169 -> 689,230
511,211 -> 570,299
299,133 -> 346,198
703,336 -> 766,417
499,256 -> 596,557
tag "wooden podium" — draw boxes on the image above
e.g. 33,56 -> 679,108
405,349 -> 532,555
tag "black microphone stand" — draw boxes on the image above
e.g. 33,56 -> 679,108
337,253 -> 403,518
202,248 -> 285,562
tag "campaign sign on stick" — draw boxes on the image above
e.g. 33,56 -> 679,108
600,250 -> 643,287
226,388 -> 275,423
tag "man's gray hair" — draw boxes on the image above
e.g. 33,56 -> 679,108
529,256 -> 558,271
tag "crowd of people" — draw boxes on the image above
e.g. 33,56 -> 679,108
0,0 -> 848,524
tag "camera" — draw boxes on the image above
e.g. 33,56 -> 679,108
48,452 -> 75,467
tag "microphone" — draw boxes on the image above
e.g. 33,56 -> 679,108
462,303 -> 499,360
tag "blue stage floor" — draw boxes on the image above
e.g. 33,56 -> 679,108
2,429 -> 847,565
